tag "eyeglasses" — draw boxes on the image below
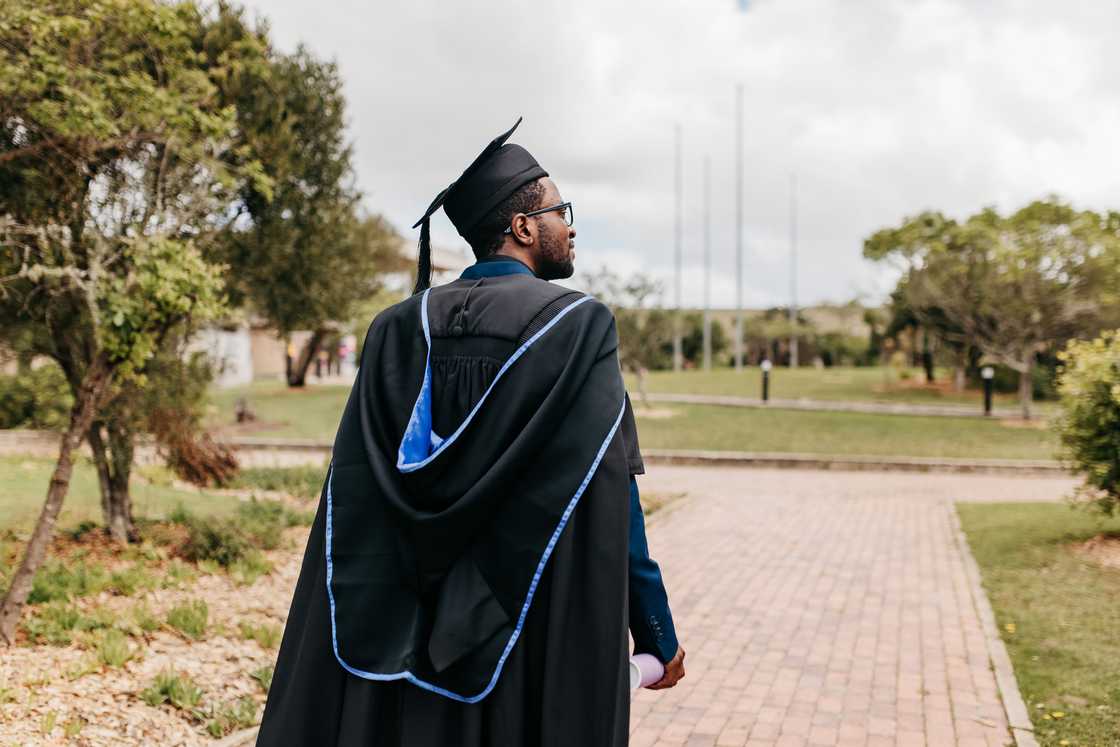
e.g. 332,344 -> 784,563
502,201 -> 574,234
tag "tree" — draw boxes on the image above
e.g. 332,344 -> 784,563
1055,330 -> 1120,515
0,0 -> 246,642
580,267 -> 667,405
205,12 -> 403,386
865,201 -> 1120,418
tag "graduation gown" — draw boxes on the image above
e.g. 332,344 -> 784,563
257,269 -> 636,747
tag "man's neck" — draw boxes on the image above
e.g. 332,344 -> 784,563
491,248 -> 538,275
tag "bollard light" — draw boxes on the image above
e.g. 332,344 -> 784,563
761,359 -> 772,402
981,366 -> 994,416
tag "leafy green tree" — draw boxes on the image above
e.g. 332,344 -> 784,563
205,9 -> 402,386
1055,331 -> 1120,515
865,200 -> 1120,418
0,0 -> 246,642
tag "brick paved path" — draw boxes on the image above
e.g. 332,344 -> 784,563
630,466 -> 1076,747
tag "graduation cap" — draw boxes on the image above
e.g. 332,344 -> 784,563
411,117 -> 548,293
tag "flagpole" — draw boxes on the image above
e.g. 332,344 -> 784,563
703,154 -> 712,371
734,84 -> 744,371
789,171 -> 799,367
673,124 -> 683,373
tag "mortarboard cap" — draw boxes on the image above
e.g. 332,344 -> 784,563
411,117 -> 548,293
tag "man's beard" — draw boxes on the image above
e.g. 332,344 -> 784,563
535,229 -> 574,280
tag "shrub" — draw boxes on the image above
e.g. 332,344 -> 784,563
1055,331 -> 1120,514
172,507 -> 252,567
172,499 -> 306,568
140,670 -> 203,711
0,366 -> 71,430
230,466 -> 324,500
131,602 -> 160,633
166,600 -> 208,640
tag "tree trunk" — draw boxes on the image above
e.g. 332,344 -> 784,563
286,328 -> 326,388
105,421 -> 136,543
88,422 -> 112,526
1018,355 -> 1034,421
0,358 -> 109,645
921,330 -> 934,383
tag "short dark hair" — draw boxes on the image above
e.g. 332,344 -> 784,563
465,179 -> 545,258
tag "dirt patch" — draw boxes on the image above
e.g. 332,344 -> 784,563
998,418 -> 1051,430
633,407 -> 679,420
1073,534 -> 1120,570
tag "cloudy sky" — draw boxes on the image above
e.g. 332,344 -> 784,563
242,0 -> 1120,309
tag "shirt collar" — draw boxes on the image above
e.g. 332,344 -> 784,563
459,255 -> 537,280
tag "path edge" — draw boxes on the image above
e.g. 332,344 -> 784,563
948,502 -> 1039,747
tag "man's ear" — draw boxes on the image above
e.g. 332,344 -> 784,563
511,214 -> 535,247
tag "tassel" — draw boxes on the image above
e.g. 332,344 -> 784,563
413,216 -> 433,295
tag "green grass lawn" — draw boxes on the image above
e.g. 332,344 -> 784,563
957,503 -> 1120,746
207,380 -> 350,440
0,456 -> 236,534
205,380 -> 1059,460
634,404 -> 1058,460
625,366 -> 1049,411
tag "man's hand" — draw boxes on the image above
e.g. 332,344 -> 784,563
647,646 -> 685,690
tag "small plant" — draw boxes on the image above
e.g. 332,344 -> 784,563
166,599 -> 208,640
94,628 -> 134,668
229,551 -> 273,586
205,696 -> 258,738
140,670 -> 203,711
239,620 -> 282,649
0,686 -> 16,704
21,602 -> 112,646
250,665 -> 274,693
131,602 -> 160,633
163,558 -> 197,588
40,710 -> 57,736
109,564 -> 157,597
28,560 -> 110,604
63,717 -> 84,738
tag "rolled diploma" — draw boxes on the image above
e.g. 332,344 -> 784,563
629,653 -> 665,689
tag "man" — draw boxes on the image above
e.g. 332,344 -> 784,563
258,119 -> 683,747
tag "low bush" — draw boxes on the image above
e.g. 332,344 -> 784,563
1055,330 -> 1120,514
0,366 -> 71,430
172,499 -> 309,569
230,466 -> 324,500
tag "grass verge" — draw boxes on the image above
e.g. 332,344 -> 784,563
957,502 -> 1120,746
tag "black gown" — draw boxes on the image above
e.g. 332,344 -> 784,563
257,272 -> 639,746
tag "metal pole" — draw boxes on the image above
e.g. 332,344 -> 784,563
982,366 -> 994,416
734,83 -> 744,372
788,172 -> 799,368
761,359 -> 772,401
673,124 -> 683,373
703,155 -> 712,372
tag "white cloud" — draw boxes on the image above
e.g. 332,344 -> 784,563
242,0 -> 1120,308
